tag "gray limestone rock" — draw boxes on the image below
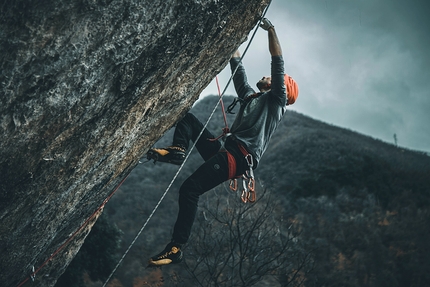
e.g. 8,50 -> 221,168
0,0 -> 269,286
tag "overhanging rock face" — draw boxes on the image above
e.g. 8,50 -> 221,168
0,0 -> 269,286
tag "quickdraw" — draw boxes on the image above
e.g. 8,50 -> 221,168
229,176 -> 256,203
229,147 -> 256,203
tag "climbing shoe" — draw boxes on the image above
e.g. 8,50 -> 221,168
148,242 -> 183,266
146,146 -> 186,165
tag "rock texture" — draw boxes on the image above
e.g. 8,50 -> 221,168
0,0 -> 269,286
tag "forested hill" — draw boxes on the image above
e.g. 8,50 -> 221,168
258,100 -> 430,208
61,95 -> 430,287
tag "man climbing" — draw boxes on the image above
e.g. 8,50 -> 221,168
146,18 -> 299,266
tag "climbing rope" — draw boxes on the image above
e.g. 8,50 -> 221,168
102,2 -> 272,285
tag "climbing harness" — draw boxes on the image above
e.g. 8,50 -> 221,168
227,142 -> 256,203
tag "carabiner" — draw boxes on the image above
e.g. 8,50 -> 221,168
248,187 -> 256,203
241,190 -> 249,203
241,175 -> 249,203
229,178 -> 238,191
248,177 -> 255,192
246,177 -> 256,203
245,154 -> 253,168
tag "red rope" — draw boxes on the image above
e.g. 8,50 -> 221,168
216,76 -> 229,132
16,173 -> 130,287
209,76 -> 230,142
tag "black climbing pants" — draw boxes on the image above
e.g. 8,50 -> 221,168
171,113 -> 249,244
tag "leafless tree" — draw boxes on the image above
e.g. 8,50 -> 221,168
182,187 -> 314,287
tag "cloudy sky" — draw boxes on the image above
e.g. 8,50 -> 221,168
201,0 -> 430,154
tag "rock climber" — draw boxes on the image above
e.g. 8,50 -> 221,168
146,18 -> 299,266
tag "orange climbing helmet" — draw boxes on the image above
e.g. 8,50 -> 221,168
284,74 -> 299,105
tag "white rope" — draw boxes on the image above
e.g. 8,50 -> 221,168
102,2 -> 272,285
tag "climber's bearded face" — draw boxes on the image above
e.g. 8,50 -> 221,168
256,76 -> 271,91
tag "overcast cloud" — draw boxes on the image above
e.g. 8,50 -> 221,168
201,0 -> 430,153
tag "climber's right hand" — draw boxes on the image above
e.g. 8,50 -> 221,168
260,18 -> 274,31
232,50 -> 241,58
